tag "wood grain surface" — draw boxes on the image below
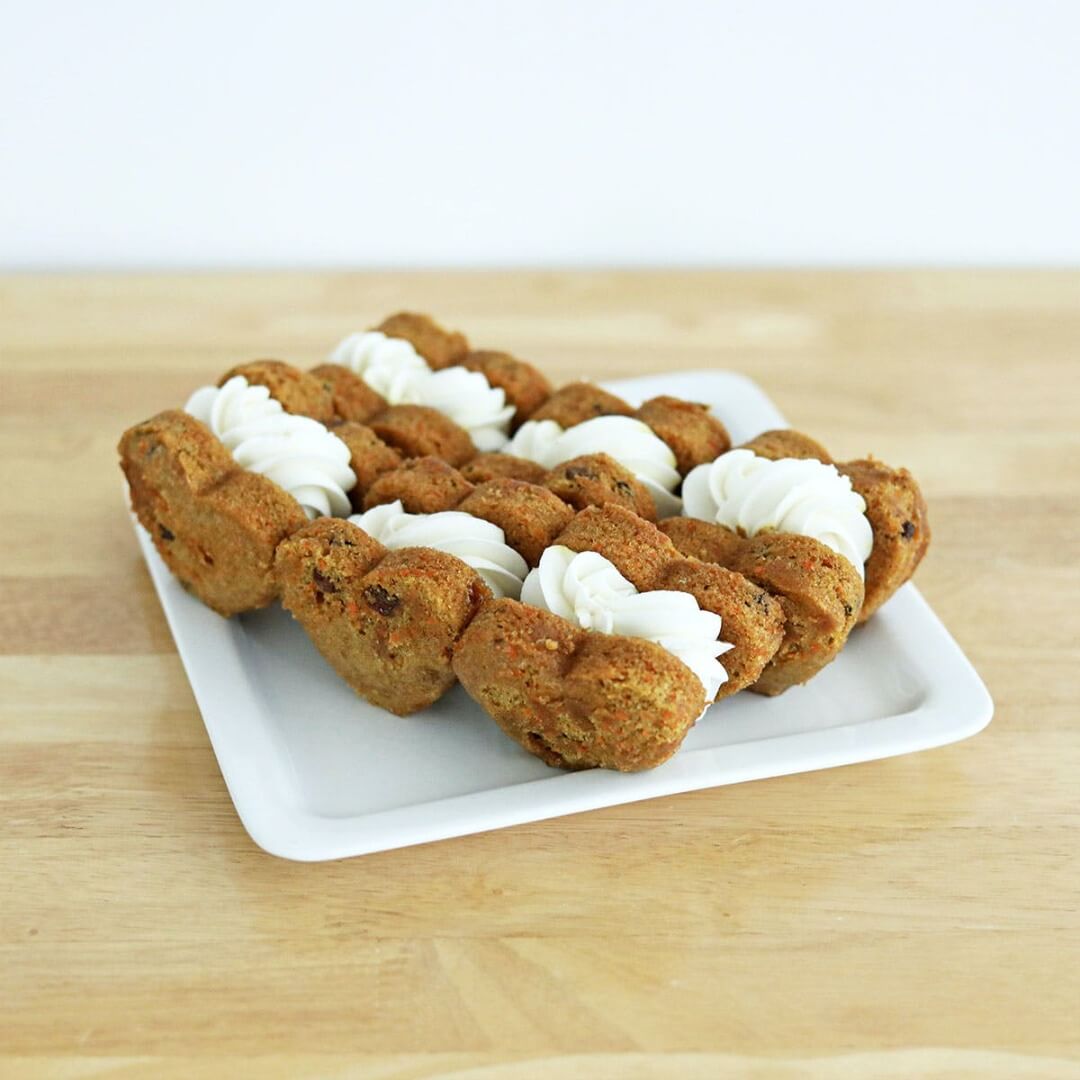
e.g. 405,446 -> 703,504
1,272 -> 1078,1080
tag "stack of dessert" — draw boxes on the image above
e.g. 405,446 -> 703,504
120,313 -> 929,772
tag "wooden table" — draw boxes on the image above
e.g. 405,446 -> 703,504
2,272 -> 1078,1079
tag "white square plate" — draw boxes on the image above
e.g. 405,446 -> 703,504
134,371 -> 993,861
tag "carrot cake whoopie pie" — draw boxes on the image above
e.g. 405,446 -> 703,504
120,311 -> 930,771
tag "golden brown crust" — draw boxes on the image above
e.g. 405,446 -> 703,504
555,506 -> 784,697
330,421 -> 403,509
732,432 -> 930,621
310,363 -> 388,423
374,312 -> 469,370
452,599 -> 704,772
723,533 -> 863,695
119,410 -> 307,617
660,517 -> 862,694
841,458 -> 931,621
543,453 -> 657,522
457,479 -> 576,567
653,559 -> 785,700
656,517 -> 749,566
219,360 -> 336,424
556,503 -> 680,590
461,350 -> 553,425
460,452 -> 548,486
276,518 -> 490,716
530,382 -> 634,427
699,427 -> 928,626
362,456 -> 475,513
636,396 -> 731,473
368,404 -> 475,466
740,428 -> 834,464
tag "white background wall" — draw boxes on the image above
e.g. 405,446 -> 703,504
2,0 -> 1078,268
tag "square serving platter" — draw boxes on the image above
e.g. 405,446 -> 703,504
134,370 -> 993,861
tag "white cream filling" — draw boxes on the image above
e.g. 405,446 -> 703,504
185,376 -> 356,518
349,499 -> 528,599
506,415 -> 683,516
328,330 -> 514,451
681,448 -> 873,575
521,545 -> 732,702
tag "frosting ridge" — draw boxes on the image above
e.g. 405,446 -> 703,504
506,415 -> 683,516
681,448 -> 873,574
350,500 -> 528,599
329,330 -> 514,450
185,376 -> 355,518
521,545 -> 732,702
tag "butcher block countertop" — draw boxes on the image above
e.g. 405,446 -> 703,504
2,271 -> 1078,1079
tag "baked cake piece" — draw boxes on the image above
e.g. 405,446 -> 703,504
661,510 -> 866,693
330,421 -> 403,509
309,363 -> 387,424
454,520 -> 768,768
452,599 -> 706,772
553,505 -> 785,699
529,381 -> 635,427
120,410 -> 308,616
367,404 -> 475,466
362,456 -> 475,514
374,312 -> 470,370
281,494 -> 769,734
840,458 -> 930,621
460,350 -> 552,425
635,395 -> 732,473
220,360 -> 337,425
729,533 -> 862,693
740,428 -> 833,463
460,453 -> 549,486
457,479 -> 575,566
667,429 -> 929,623
120,372 -> 361,614
543,453 -> 658,521
326,317 -> 514,451
276,518 -> 491,715
504,412 -> 684,516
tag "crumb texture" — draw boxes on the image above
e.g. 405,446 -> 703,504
276,518 -> 491,715
452,598 -> 705,772
119,409 -> 307,616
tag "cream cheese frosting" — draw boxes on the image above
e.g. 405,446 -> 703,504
681,448 -> 873,575
521,545 -> 732,702
505,415 -> 683,517
350,500 -> 528,599
185,376 -> 356,518
328,330 -> 514,451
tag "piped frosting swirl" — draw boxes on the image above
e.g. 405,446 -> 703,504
185,376 -> 356,518
681,448 -> 873,575
521,545 -> 732,702
350,500 -> 528,599
506,415 -> 683,516
329,331 -> 514,451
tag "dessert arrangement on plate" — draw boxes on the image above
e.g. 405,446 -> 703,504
119,313 -> 930,773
